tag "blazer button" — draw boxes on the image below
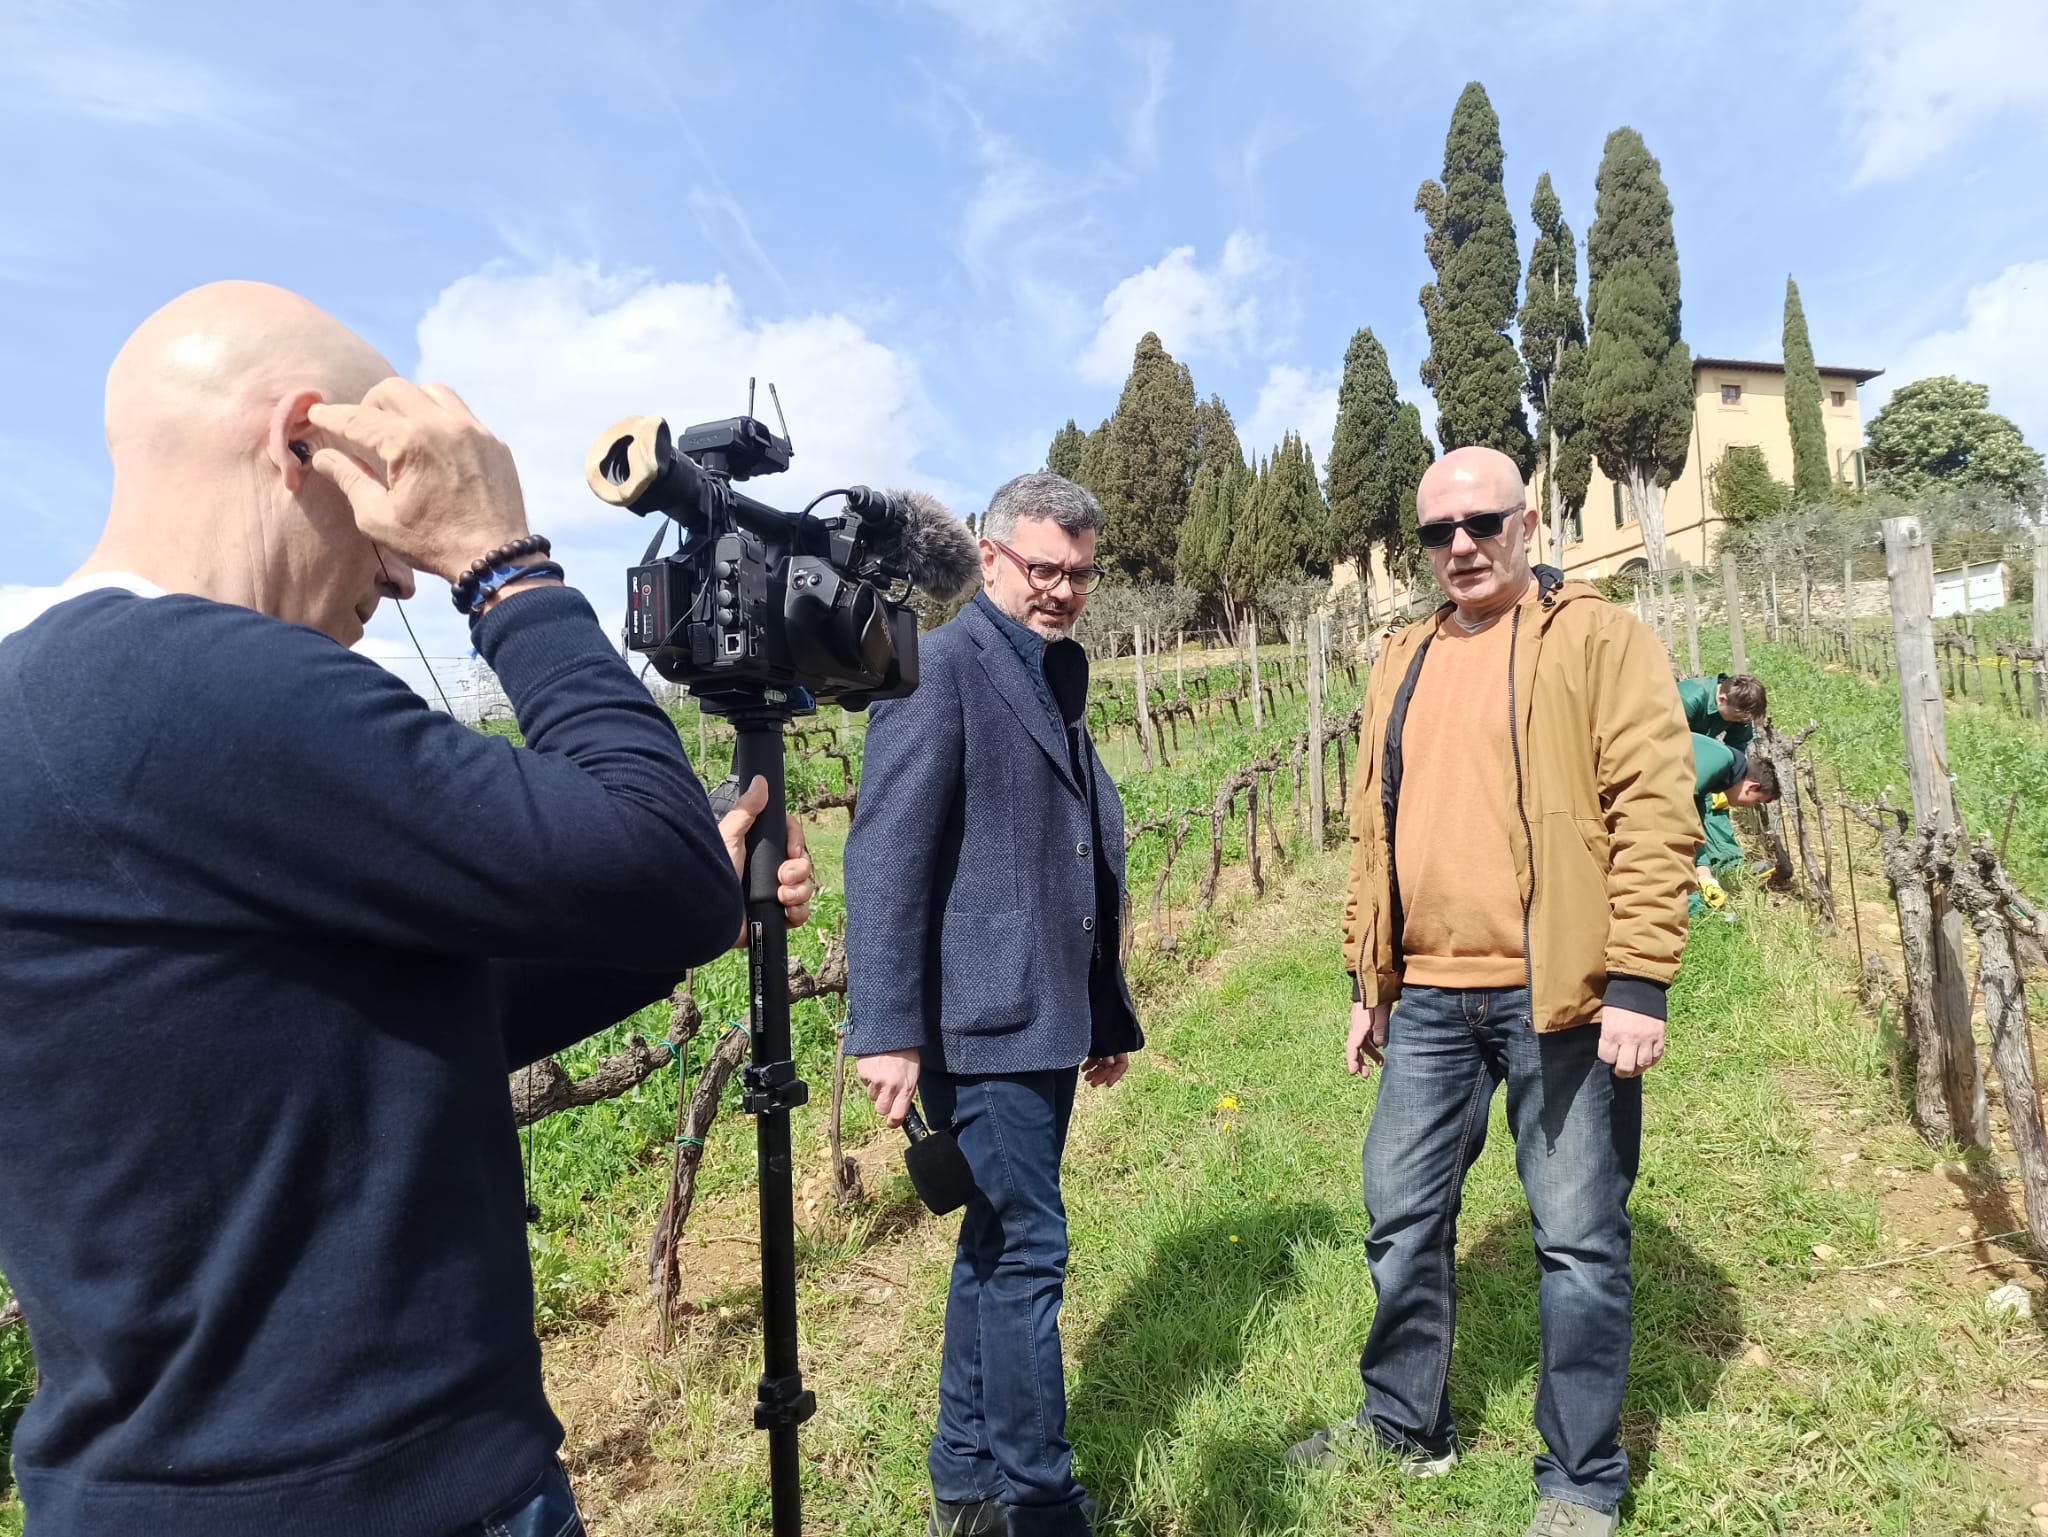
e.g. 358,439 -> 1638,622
1082,916 -> 1096,932
1077,840 -> 1092,857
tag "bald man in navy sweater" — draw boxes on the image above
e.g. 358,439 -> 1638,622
0,282 -> 816,1537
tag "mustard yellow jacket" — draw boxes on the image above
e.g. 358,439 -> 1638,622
1342,571 -> 1699,1031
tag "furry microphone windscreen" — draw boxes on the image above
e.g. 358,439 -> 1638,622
893,490 -> 981,601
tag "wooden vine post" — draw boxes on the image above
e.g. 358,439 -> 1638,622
1682,564 -> 1701,675
1721,549 -> 1747,675
2035,524 -> 2048,718
1132,624 -> 1153,772
1307,614 -> 1327,851
1841,556 -> 1855,659
1884,514 -> 1990,1150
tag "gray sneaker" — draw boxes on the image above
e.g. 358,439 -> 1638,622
1523,1497 -> 1617,1537
1283,1417 -> 1458,1477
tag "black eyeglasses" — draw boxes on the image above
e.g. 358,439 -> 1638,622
1415,507 -> 1522,549
989,540 -> 1106,595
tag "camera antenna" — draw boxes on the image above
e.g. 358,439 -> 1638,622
766,382 -> 792,451
747,376 -> 757,419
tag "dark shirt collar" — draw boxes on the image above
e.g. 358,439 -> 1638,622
975,590 -> 1090,730
970,586 -> 1089,737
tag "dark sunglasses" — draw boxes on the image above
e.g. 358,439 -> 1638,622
1415,507 -> 1522,549
989,539 -> 1106,595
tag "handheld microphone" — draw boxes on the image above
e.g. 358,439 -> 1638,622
903,1103 -> 978,1215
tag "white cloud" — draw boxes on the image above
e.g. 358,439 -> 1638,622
1243,363 -> 1340,472
0,24 -> 257,129
1845,0 -> 2048,184
903,0 -> 1072,58
353,262 -> 954,695
1872,259 -> 2048,452
1077,232 -> 1276,387
952,116 -> 1099,347
1127,35 -> 1172,165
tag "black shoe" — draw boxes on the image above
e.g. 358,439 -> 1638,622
1003,1494 -> 1098,1536
929,1497 -> 1008,1537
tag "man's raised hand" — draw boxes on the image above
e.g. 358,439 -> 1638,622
715,776 -> 820,949
305,380 -> 529,584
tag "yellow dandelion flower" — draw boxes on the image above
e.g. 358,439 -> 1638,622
1228,1234 -> 1239,1243
1220,1120 -> 1234,1132
1216,1095 -> 1241,1111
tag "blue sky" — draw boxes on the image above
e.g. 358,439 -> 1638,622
4,0 -> 2045,690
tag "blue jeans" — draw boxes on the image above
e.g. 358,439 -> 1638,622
1357,985 -> 1640,1513
456,1459 -> 584,1537
921,1065 -> 1092,1537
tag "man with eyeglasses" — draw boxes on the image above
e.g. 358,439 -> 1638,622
1291,446 -> 1696,1537
844,472 -> 1140,1537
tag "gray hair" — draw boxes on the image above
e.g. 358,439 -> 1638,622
981,472 -> 1103,543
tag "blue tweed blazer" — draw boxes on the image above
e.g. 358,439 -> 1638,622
843,597 -> 1143,1075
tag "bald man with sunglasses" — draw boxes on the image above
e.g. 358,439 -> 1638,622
1292,447 -> 1696,1537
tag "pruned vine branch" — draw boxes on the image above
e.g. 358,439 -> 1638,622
510,935 -> 848,1129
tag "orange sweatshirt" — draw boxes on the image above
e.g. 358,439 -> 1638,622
1393,590 -> 1537,988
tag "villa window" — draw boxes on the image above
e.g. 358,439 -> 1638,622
1720,383 -> 1742,406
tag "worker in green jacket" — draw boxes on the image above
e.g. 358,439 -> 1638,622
1677,673 -> 1766,753
1690,732 -> 1780,913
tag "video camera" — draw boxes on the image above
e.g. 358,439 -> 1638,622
583,384 -> 975,714
580,386 -> 977,1536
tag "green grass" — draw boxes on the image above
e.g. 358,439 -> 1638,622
611,849 -> 2038,1534
0,1272 -> 24,1524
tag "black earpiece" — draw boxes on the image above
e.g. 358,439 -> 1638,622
288,440 -> 311,463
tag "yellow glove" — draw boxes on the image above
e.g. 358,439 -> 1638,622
1697,873 -> 1728,909
1709,792 -> 1730,812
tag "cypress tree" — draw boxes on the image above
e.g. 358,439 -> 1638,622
1518,172 -> 1591,558
1389,402 -> 1435,585
1326,328 -> 1407,593
1193,393 -> 1244,481
1583,126 -> 1692,571
1098,332 -> 1198,583
1782,276 -> 1831,503
1046,419 -> 1086,481
1415,82 -> 1534,473
1075,417 -> 1113,500
1176,458 -> 1231,601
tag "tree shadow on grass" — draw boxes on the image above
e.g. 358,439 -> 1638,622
1067,1201 -> 1345,1535
1453,1204 -> 1743,1500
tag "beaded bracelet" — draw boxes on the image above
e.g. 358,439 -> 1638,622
450,534 -> 552,613
467,560 -> 565,616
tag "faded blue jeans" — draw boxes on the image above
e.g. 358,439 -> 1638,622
921,1064 -> 1093,1537
1357,985 -> 1641,1513
456,1460 -> 584,1537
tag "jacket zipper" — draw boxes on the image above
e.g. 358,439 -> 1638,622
1508,607 -> 1537,1001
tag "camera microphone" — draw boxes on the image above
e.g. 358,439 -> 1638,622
844,488 -> 979,601
902,1103 -> 978,1215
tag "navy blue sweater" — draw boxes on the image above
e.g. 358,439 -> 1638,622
0,584 -> 740,1537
